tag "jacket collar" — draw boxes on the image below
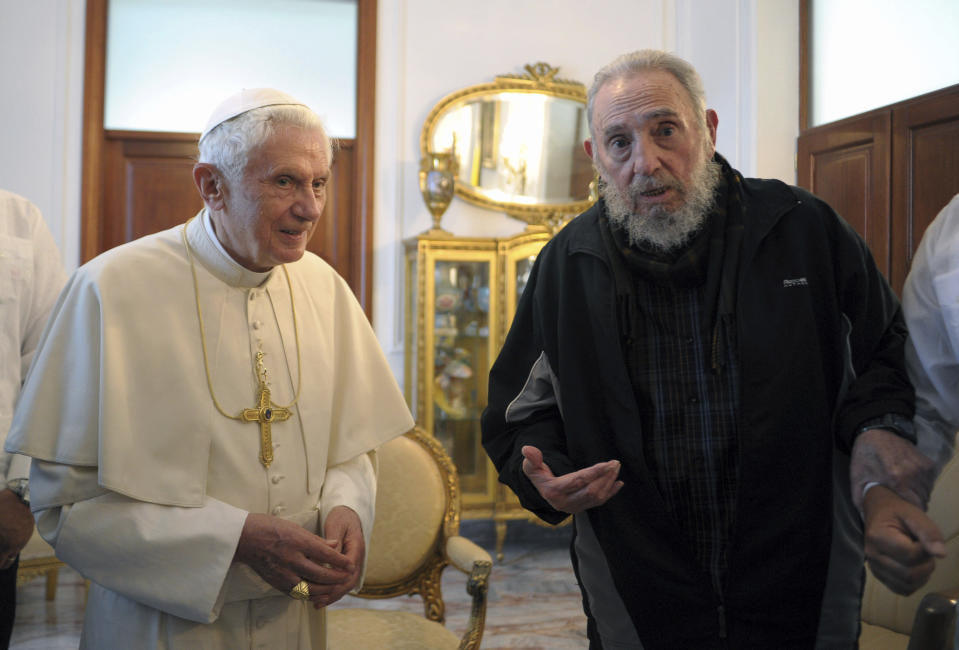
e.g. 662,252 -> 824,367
565,200 -> 607,257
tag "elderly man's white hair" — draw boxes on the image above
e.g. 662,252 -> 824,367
586,49 -> 709,140
198,104 -> 334,183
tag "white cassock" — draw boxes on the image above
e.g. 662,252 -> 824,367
5,211 -> 414,649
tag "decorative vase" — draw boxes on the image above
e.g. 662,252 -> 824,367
419,151 -> 458,233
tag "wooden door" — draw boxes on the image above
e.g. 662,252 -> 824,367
80,0 -> 377,315
797,111 -> 892,275
890,85 -> 959,293
798,84 -> 959,295
98,132 -> 203,247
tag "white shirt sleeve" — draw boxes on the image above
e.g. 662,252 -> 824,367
2,195 -> 67,483
21,206 -> 68,379
903,194 -> 959,476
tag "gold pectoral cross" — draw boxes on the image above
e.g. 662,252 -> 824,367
241,381 -> 291,468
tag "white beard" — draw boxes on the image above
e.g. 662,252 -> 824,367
600,151 -> 722,253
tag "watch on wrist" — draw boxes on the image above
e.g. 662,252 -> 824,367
6,478 -> 29,507
857,413 -> 917,445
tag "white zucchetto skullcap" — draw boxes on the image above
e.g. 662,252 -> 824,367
199,88 -> 308,142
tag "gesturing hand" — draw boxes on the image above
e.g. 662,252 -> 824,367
863,485 -> 945,596
234,512 -> 353,608
521,445 -> 624,514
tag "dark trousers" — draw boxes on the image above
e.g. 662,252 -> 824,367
0,556 -> 17,650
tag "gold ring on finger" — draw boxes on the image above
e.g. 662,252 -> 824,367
290,579 -> 310,600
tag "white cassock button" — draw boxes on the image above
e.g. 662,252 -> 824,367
252,320 -> 263,330
271,505 -> 286,516
271,474 -> 284,484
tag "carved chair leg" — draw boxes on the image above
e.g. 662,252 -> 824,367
44,568 -> 59,601
495,520 -> 507,562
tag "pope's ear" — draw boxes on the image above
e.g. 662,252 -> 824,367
193,163 -> 227,210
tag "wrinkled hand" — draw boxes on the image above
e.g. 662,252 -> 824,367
851,428 -> 935,510
320,506 -> 365,607
0,490 -> 33,570
234,512 -> 353,608
863,485 -> 945,595
521,445 -> 623,514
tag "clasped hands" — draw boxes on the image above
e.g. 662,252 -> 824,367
234,505 -> 364,609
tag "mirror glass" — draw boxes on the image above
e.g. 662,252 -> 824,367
430,93 -> 593,205
421,64 -> 596,230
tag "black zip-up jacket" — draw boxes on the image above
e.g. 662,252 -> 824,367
481,169 -> 914,648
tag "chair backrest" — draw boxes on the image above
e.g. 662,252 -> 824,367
861,454 -> 959,633
359,428 -> 460,594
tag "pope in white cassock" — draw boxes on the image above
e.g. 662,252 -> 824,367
5,89 -> 414,648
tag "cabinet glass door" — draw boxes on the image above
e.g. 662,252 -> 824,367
432,259 -> 491,495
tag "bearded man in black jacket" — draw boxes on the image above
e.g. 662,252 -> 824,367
482,49 -> 946,649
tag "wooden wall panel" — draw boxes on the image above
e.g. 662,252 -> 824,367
797,112 -> 891,275
124,158 -> 201,241
110,133 -> 202,245
890,85 -> 959,293
100,133 -> 203,251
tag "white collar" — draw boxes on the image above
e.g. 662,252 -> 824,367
184,209 -> 274,288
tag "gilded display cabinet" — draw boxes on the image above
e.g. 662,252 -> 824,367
404,229 -> 552,557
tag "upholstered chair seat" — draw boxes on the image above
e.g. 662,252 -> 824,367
330,609 -> 461,649
328,428 -> 493,649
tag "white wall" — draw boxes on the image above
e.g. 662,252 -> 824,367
756,0 -> 799,183
373,0 -> 799,376
0,0 -> 85,271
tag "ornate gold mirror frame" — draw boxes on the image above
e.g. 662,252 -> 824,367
420,63 -> 597,232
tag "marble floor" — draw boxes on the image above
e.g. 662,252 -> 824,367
10,519 -> 588,649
